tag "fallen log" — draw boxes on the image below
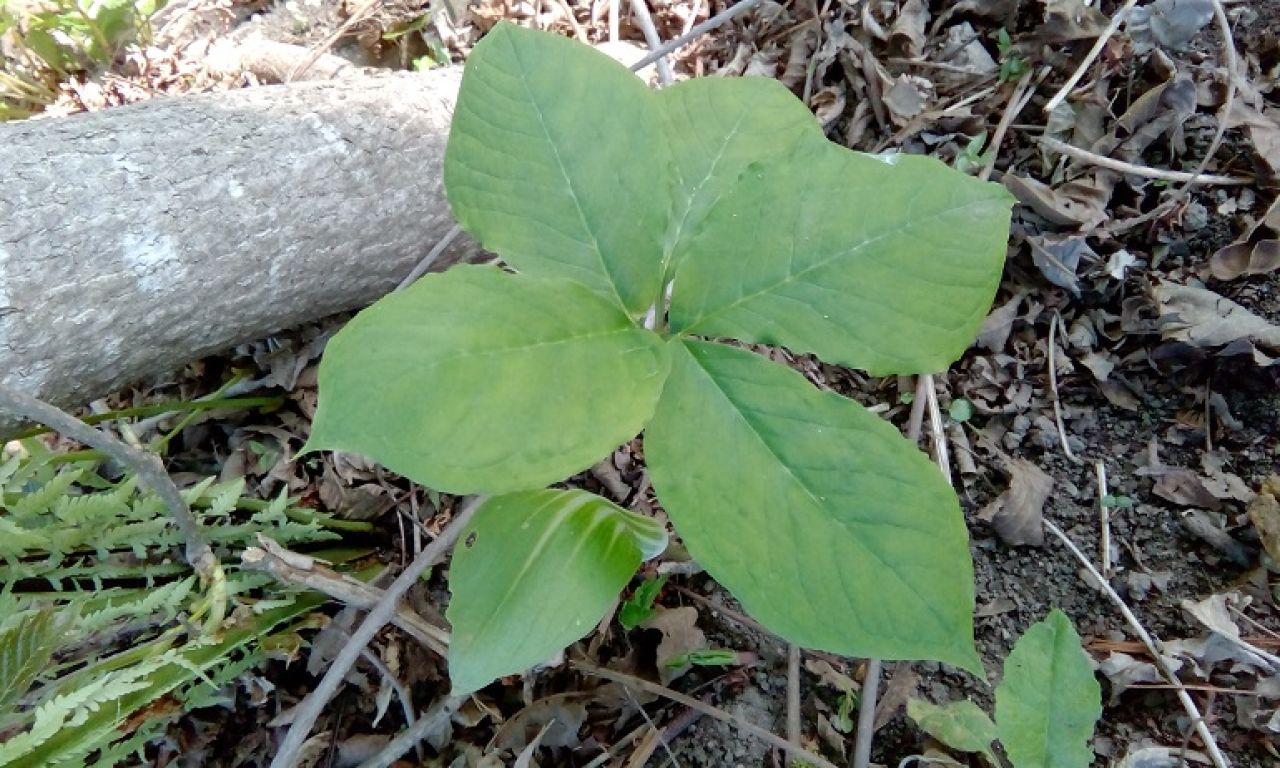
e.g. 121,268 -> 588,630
0,66 -> 471,433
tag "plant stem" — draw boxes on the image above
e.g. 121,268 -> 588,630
4,394 -> 282,442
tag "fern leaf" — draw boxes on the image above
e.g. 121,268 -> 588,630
0,606 -> 65,714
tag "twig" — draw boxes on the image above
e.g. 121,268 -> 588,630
1042,519 -> 1230,768
1096,461 -> 1112,579
1036,136 -> 1251,185
853,371 -> 946,768
904,376 -> 928,445
787,644 -> 802,748
849,658 -> 882,768
396,224 -> 463,291
854,375 -> 929,768
923,374 -> 952,483
609,0 -> 620,42
552,0 -> 590,42
352,643 -> 417,751
240,536 -> 450,655
0,384 -> 219,583
286,0 -> 378,82
354,695 -> 466,768
1170,0 -> 1238,200
270,496 -> 484,768
672,585 -> 776,638
630,0 -> 765,72
628,0 -> 674,86
1047,312 -> 1082,465
978,69 -> 1035,184
1042,0 -> 1142,113
573,661 -> 841,768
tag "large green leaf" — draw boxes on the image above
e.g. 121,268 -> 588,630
645,340 -> 979,671
306,266 -> 670,494
656,77 -> 820,281
668,143 -> 1014,375
994,610 -> 1101,768
447,490 -> 665,694
444,21 -> 671,316
906,697 -> 998,761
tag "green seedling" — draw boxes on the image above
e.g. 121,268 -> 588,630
619,574 -> 668,631
664,648 -> 743,669
307,22 -> 1013,694
954,131 -> 994,175
996,28 -> 1031,83
908,610 -> 1102,768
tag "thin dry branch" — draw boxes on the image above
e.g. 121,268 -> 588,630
628,0 -> 673,86
354,696 -> 466,768
270,496 -> 484,768
1042,519 -> 1229,768
240,536 -> 450,655
1037,136 -> 1251,185
630,0 -> 766,71
1170,0 -> 1240,199
573,660 -> 841,768
1043,0 -> 1142,113
0,383 -> 219,582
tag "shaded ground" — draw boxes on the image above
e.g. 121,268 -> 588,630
6,0 -> 1280,765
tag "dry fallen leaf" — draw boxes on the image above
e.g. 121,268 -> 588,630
1152,468 -> 1223,510
1247,475 -> 1280,563
979,456 -> 1052,546
1151,281 -> 1280,350
1226,103 -> 1280,186
1027,235 -> 1094,296
642,606 -> 707,685
1097,652 -> 1164,703
1211,196 -> 1280,280
976,292 -> 1025,352
1005,172 -> 1114,229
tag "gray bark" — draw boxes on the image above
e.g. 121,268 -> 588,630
0,67 -> 471,433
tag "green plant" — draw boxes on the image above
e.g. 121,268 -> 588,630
307,22 -> 1013,693
954,131 -> 994,175
618,574 -> 667,630
0,442 -> 349,767
0,0 -> 165,121
907,609 -> 1102,768
996,28 -> 1031,83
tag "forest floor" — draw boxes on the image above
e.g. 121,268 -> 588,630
8,0 -> 1280,766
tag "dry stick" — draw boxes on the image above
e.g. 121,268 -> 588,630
397,223 -> 463,291
1171,0 -> 1239,200
354,695 -> 466,768
980,69 -> 1036,184
787,644 -> 802,748
855,72 -> 1034,768
0,383 -> 218,582
1042,0 -> 1142,114
1047,311 -> 1082,465
240,536 -> 450,655
851,376 -> 928,768
574,661 -> 842,768
628,0 -> 674,86
630,0 -> 765,72
1036,136 -> 1251,186
1041,519 -> 1230,768
1096,460 -> 1112,579
270,496 -> 484,768
353,643 -> 418,747
286,0 -> 378,82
